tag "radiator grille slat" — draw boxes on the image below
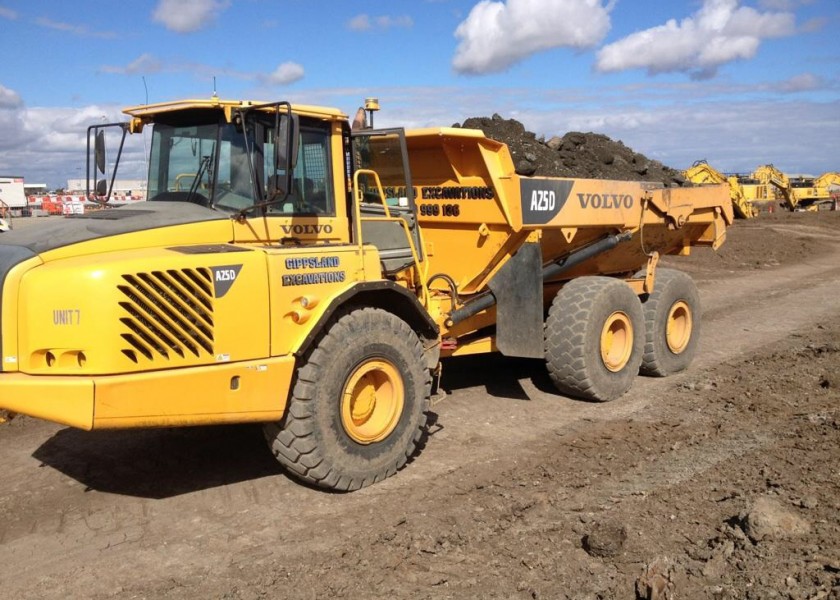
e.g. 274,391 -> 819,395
118,267 -> 214,363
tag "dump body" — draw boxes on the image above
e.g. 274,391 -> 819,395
374,128 -> 733,354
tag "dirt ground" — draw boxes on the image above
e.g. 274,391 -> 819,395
1,211 -> 839,600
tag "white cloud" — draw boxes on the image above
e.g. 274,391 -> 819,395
347,14 -> 372,31
99,55 -> 305,88
758,0 -> 813,9
0,86 -> 27,155
34,17 -> 117,39
343,82 -> 839,176
776,73 -> 823,93
101,53 -> 163,75
2,77 -> 836,190
799,17 -> 826,33
152,0 -> 230,33
492,100 -> 838,176
265,62 -> 305,86
596,0 -> 795,80
347,14 -> 413,32
0,6 -> 18,20
0,84 -> 23,109
452,0 -> 612,75
0,88 -> 146,187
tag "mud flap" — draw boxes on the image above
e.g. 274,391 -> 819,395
488,242 -> 544,359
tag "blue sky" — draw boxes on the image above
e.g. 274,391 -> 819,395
0,0 -> 837,188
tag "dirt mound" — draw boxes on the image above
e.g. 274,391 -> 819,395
457,114 -> 686,186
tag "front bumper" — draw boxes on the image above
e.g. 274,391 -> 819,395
0,357 -> 295,430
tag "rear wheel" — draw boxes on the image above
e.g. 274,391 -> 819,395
263,307 -> 431,491
545,276 -> 645,402
634,268 -> 700,377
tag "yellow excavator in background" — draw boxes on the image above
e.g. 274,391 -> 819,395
734,174 -> 770,205
752,166 -> 840,211
813,172 -> 840,208
683,160 -> 758,218
751,164 -> 799,211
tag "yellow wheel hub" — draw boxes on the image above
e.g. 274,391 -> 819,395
600,311 -> 633,372
341,359 -> 404,444
666,300 -> 692,354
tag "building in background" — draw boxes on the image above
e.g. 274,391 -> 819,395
65,178 -> 147,200
23,183 -> 48,196
0,176 -> 27,210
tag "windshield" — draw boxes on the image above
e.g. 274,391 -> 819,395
146,113 -> 335,216
148,122 -> 219,206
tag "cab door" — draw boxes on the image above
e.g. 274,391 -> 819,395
351,128 -> 423,274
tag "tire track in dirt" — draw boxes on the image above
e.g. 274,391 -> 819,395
1,226 -> 840,599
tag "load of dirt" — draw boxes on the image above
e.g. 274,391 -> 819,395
457,114 -> 687,187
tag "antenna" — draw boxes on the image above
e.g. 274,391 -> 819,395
212,76 -> 218,99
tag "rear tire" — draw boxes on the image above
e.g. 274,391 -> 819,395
634,268 -> 700,377
545,276 -> 645,402
263,307 -> 431,491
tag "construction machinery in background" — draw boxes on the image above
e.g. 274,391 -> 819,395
752,164 -> 798,211
0,97 -> 732,491
733,174 -> 770,205
810,172 -> 840,209
751,165 -> 840,211
0,199 -> 11,232
683,160 -> 758,218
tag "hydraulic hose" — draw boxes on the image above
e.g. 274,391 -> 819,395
446,231 -> 633,326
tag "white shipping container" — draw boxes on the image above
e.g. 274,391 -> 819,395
0,177 -> 27,208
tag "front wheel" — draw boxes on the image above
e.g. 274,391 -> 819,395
264,307 -> 431,491
545,276 -> 645,402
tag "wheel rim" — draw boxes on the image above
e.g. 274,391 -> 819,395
666,300 -> 692,354
600,311 -> 633,372
341,359 -> 404,444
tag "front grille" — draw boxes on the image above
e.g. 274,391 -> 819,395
117,268 -> 214,363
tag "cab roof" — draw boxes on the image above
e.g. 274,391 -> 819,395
122,98 -> 347,123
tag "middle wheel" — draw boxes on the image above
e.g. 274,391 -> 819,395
545,276 -> 645,402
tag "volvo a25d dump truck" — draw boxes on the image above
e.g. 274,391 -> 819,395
0,98 -> 732,490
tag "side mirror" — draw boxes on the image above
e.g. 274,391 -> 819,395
275,113 -> 299,172
87,121 -> 128,204
95,130 -> 106,174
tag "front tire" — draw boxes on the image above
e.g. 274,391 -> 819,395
264,307 -> 431,491
545,277 -> 645,402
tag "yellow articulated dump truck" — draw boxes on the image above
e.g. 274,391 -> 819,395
0,98 -> 732,490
